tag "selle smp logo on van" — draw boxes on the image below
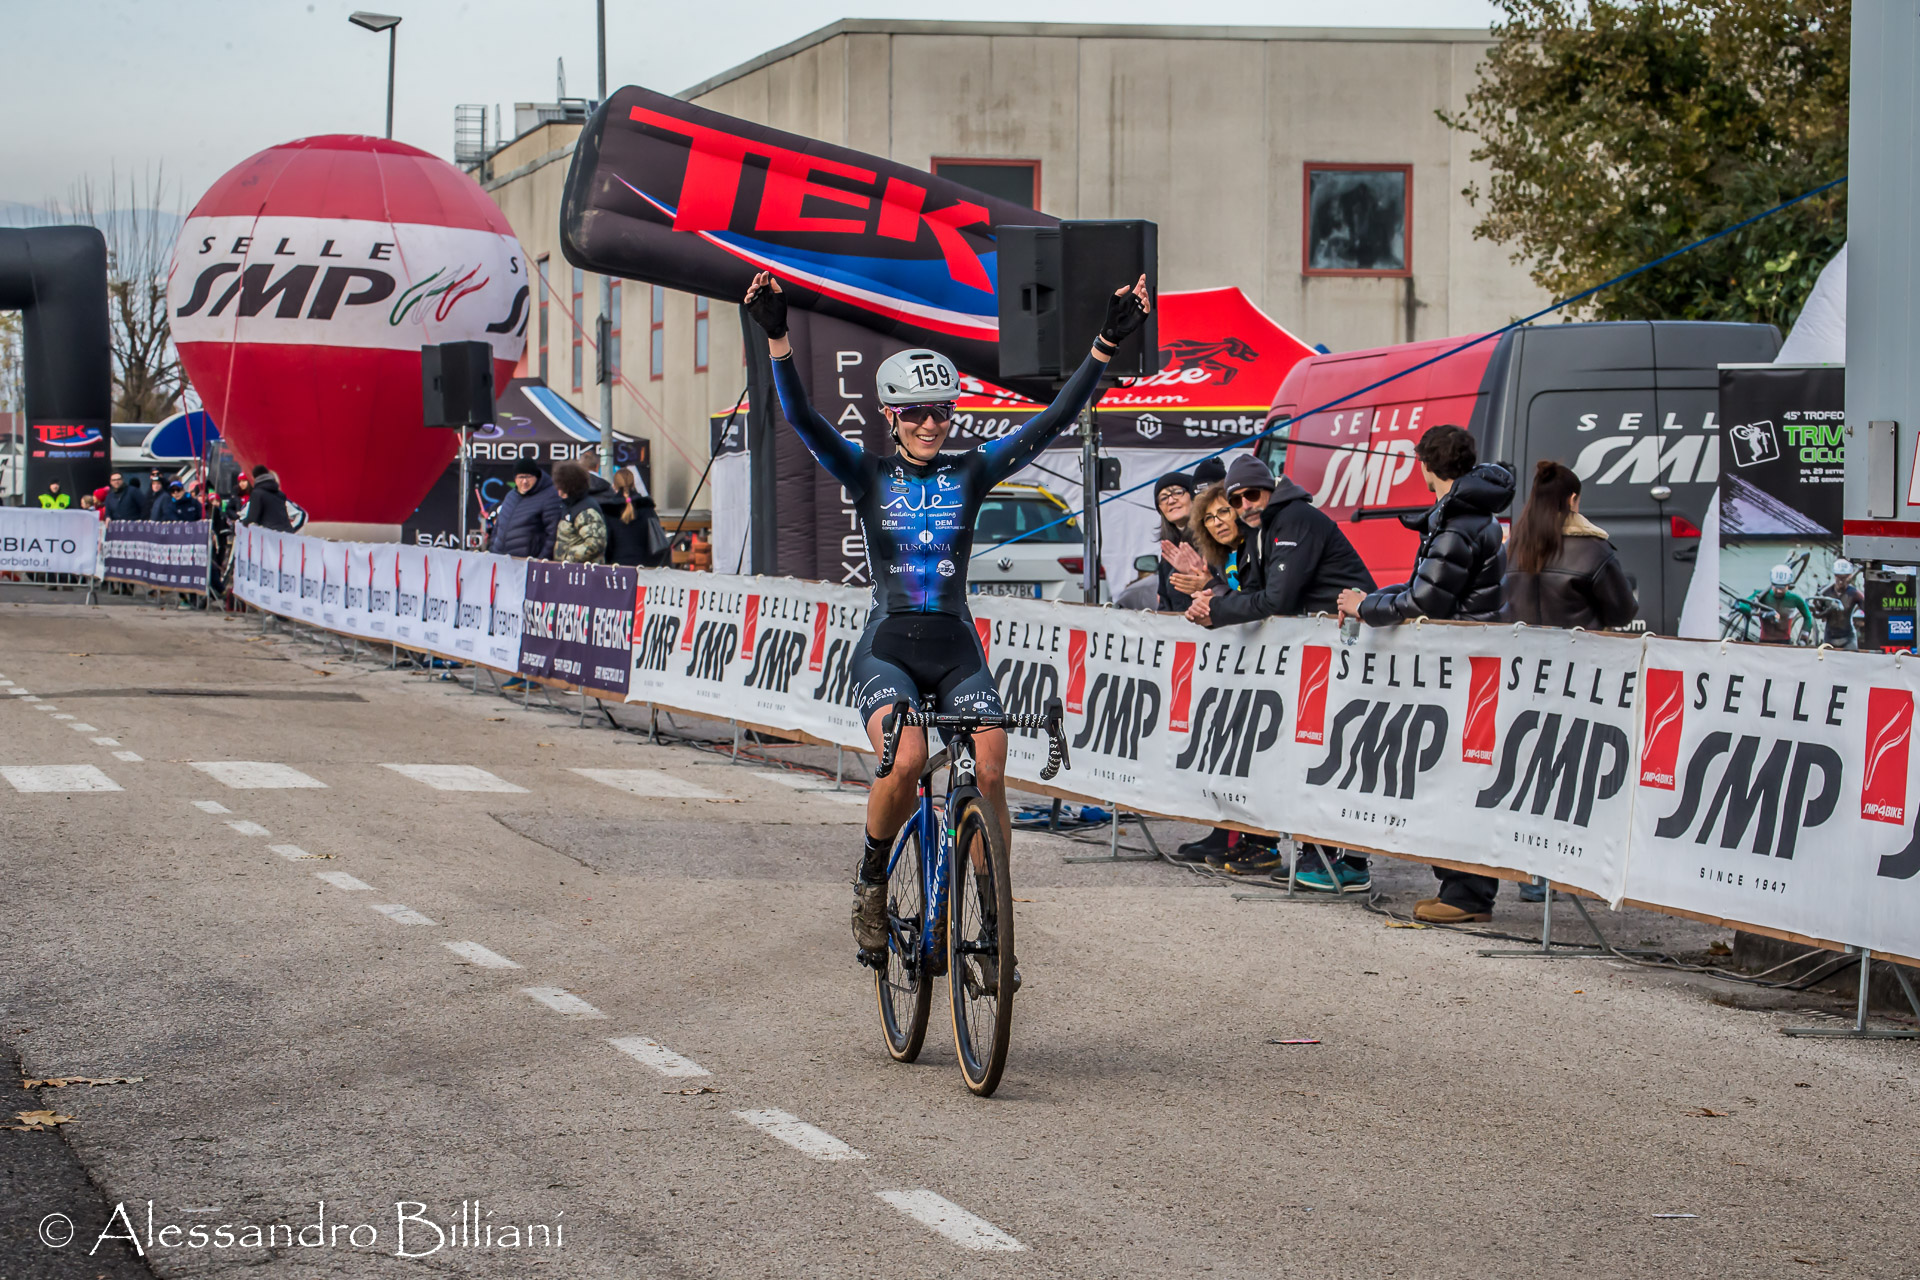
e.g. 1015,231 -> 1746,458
1570,411 -> 1720,487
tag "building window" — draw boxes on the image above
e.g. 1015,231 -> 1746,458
607,280 -> 622,380
650,285 -> 665,381
570,267 -> 585,392
536,255 -> 550,383
931,158 -> 1040,210
1303,164 -> 1411,277
693,296 -> 709,372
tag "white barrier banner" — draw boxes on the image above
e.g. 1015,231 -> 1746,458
1626,638 -> 1920,959
1,508 -> 102,576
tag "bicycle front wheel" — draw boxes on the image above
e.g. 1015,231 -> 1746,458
876,822 -> 932,1063
947,798 -> 1014,1096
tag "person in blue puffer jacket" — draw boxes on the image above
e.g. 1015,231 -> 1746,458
488,460 -> 566,560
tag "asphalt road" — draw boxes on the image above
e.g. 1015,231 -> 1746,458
2,601 -> 1916,1279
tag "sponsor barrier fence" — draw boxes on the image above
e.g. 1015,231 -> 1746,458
0,507 -> 103,578
103,520 -> 212,593
232,526 -> 1920,970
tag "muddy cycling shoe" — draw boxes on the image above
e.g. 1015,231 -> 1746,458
852,879 -> 890,954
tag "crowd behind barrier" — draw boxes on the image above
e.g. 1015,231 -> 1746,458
224,523 -> 1920,970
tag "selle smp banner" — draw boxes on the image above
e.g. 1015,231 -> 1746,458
560,86 -> 1054,386
235,541 -> 1920,966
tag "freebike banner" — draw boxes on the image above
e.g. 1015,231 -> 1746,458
0,508 -> 102,576
233,527 -> 523,673
559,86 -> 1052,388
517,562 -> 638,698
103,520 -> 211,592
1625,638 -> 1920,960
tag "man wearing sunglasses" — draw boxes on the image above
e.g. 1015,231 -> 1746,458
743,268 -> 1152,960
1186,454 -> 1374,630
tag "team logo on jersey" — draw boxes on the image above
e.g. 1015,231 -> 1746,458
937,559 -> 956,577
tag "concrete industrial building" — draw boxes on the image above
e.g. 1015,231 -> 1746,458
476,18 -> 1545,517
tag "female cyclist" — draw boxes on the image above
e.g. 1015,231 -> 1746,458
742,268 -> 1151,957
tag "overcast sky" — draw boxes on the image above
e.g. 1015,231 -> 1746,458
9,0 -> 1500,212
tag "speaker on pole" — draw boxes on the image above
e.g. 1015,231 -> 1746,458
995,219 -> 1160,382
421,340 -> 496,427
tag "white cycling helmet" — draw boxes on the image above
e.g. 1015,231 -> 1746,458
1833,558 -> 1856,577
876,348 -> 961,406
1770,564 -> 1794,587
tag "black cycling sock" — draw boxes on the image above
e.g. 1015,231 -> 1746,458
858,831 -> 891,884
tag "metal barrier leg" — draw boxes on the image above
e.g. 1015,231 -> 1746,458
835,747 -> 844,790
579,687 -> 589,727
1063,803 -> 1160,864
1784,948 -> 1920,1039
731,721 -> 742,763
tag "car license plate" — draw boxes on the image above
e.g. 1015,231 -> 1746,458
971,581 -> 1041,598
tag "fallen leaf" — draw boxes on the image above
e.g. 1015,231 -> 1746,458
66,652 -> 90,657
1012,898 -> 1034,903
1384,920 -> 1429,930
1689,1107 -> 1728,1117
666,1085 -> 721,1096
1794,1082 -> 1811,1088
310,669 -> 333,677
22,1076 -> 143,1089
1573,989 -> 1585,995
1707,939 -> 1732,956
537,742 -> 554,747
13,1110 -> 73,1129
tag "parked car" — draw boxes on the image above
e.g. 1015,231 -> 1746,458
969,481 -> 1108,603
1260,320 -> 1781,634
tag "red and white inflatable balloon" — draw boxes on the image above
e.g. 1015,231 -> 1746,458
170,135 -> 528,524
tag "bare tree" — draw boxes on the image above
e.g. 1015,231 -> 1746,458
9,168 -> 184,422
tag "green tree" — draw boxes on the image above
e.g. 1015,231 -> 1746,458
1445,0 -> 1848,328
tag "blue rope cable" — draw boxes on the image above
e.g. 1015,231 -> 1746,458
972,174 -> 1848,559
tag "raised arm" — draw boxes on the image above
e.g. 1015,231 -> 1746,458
979,275 -> 1152,487
745,272 -> 866,495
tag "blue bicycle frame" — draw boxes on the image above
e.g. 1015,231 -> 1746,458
889,782 -> 947,977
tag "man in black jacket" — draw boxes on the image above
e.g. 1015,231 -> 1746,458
241,469 -> 296,533
102,472 -> 146,521
488,460 -> 566,560
1338,424 -> 1514,922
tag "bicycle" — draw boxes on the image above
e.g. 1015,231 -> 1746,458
865,695 -> 1069,1097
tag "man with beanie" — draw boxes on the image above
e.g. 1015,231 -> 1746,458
1339,423 -> 1514,921
489,459 -> 567,560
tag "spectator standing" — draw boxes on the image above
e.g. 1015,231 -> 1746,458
1190,454 -> 1376,889
600,468 -> 668,567
1500,461 -> 1637,630
171,482 -> 205,523
1338,424 -> 1513,923
552,462 -> 608,563
1150,473 -> 1197,611
38,482 -> 69,509
150,481 -> 179,522
240,467 -> 296,533
103,472 -> 144,520
489,460 -> 566,560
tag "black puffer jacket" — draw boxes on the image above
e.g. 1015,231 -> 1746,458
1211,477 -> 1376,625
1359,463 -> 1513,625
1500,514 -> 1639,629
240,476 -> 295,533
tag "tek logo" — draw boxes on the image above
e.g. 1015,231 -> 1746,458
1727,419 -> 1780,468
1639,668 -> 1685,789
1861,687 -> 1913,826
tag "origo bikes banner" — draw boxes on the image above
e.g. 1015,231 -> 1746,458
103,519 -> 212,592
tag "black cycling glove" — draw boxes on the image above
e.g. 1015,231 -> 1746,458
1099,286 -> 1148,346
745,281 -> 789,339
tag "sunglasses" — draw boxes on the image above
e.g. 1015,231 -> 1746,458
1229,489 -> 1269,507
893,404 -> 956,426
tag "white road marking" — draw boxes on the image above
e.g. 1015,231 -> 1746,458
1,765 -> 122,793
20,696 -> 42,704
270,844 -> 322,860
190,761 -> 326,789
111,751 -> 142,762
67,723 -> 96,731
55,715 -> 80,722
314,871 -> 373,891
225,820 -> 271,837
521,987 -> 606,1019
733,1109 -> 865,1162
752,770 -> 867,804
607,1036 -> 710,1078
6,688 -> 27,695
443,941 -> 521,969
32,704 -> 55,711
190,799 -> 230,814
380,763 -> 527,793
571,767 -> 725,800
92,736 -> 119,745
371,904 -> 436,926
875,1191 -> 1025,1252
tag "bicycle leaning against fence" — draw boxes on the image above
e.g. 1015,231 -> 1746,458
864,695 -> 1069,1097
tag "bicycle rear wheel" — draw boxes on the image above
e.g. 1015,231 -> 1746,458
947,798 -> 1014,1096
876,822 -> 932,1062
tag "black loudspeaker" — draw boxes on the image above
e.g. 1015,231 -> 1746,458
996,219 -> 1160,382
421,340 -> 496,427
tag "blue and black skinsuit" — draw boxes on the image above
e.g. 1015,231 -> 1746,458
770,349 -> 1106,721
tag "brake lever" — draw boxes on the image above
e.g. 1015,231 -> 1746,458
875,700 -> 909,779
1041,696 -> 1070,780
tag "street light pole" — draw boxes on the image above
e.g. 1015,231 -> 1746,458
595,0 -> 615,478
348,12 -> 403,140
